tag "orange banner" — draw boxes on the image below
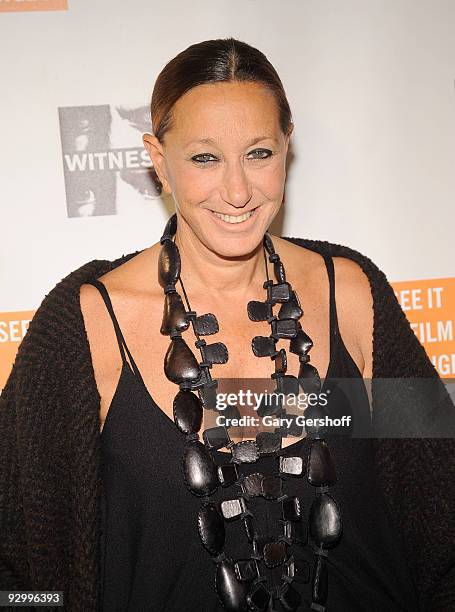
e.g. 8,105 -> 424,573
391,277 -> 455,378
0,311 -> 33,389
0,0 -> 67,12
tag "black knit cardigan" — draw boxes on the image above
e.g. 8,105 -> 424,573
1,237 -> 454,612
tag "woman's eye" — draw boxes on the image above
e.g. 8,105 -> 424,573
247,148 -> 273,160
191,154 -> 217,165
191,149 -> 273,165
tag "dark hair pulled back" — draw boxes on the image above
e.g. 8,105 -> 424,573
150,37 -> 293,143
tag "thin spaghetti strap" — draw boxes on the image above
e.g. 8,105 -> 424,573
85,279 -> 145,383
322,254 -> 339,356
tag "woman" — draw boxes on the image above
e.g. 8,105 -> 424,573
1,38 -> 454,612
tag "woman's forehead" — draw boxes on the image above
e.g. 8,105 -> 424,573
168,82 -> 281,144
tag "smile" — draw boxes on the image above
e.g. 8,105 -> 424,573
210,207 -> 257,224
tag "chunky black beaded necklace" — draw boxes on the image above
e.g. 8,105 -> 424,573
158,213 -> 342,612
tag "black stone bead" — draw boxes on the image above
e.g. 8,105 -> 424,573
303,403 -> 328,436
203,426 -> 231,450
271,318 -> 299,339
289,326 -> 313,356
182,441 -> 219,496
276,374 -> 300,396
279,583 -> 302,611
218,463 -> 238,487
215,559 -> 250,611
231,440 -> 260,464
252,336 -> 276,357
198,380 -> 218,410
164,337 -> 202,384
160,290 -> 189,335
197,502 -> 225,555
279,456 -> 304,477
222,403 -> 241,421
202,341 -> 228,365
307,440 -> 337,487
312,554 -> 328,604
158,240 -> 180,287
247,581 -> 271,612
234,559 -> 258,582
255,431 -> 282,455
298,363 -> 321,394
220,497 -> 246,520
274,348 -> 287,374
269,282 -> 291,303
263,540 -> 286,568
309,493 -> 342,548
261,475 -> 283,499
286,414 -> 304,438
193,313 -> 219,335
282,496 -> 302,521
274,259 -> 286,283
172,389 -> 203,434
263,233 -> 275,255
278,290 -> 303,320
247,300 -> 272,322
256,392 -> 282,417
242,472 -> 264,497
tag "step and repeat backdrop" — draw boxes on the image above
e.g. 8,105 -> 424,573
1,0 -> 454,389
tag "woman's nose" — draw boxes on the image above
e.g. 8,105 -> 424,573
220,160 -> 253,208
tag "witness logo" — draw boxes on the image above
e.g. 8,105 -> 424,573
58,105 -> 161,217
0,0 -> 67,12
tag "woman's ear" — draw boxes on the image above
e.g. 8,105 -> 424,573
142,133 -> 171,194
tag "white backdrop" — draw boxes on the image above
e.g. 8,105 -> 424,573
0,0 -> 453,308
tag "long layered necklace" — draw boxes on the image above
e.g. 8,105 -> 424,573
158,213 -> 342,612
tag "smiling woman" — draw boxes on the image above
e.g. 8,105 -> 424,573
1,36 -> 454,612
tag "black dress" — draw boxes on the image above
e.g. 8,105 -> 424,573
88,254 -> 418,612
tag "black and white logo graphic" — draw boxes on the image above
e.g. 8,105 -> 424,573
58,104 -> 161,217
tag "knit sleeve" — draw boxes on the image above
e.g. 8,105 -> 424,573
0,371 -> 30,589
368,268 -> 455,611
0,291 -> 71,596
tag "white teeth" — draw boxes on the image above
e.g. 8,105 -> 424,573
212,209 -> 255,224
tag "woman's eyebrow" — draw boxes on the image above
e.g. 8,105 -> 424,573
184,136 -> 277,148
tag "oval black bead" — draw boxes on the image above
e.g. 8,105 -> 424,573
172,389 -> 203,434
182,441 -> 219,496
309,493 -> 342,548
197,502 -> 225,555
158,240 -> 180,287
164,337 -> 201,384
215,558 -> 250,611
160,291 -> 189,335
307,440 -> 337,486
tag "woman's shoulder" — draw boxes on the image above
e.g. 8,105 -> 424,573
15,250 -> 145,366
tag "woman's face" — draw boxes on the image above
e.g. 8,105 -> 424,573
144,81 -> 292,257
